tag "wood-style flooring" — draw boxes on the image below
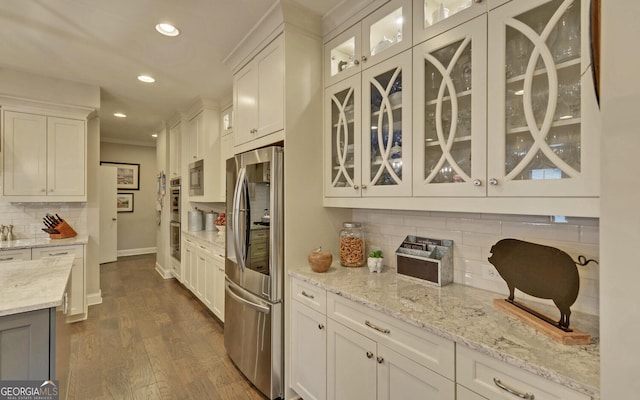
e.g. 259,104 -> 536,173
68,254 -> 265,400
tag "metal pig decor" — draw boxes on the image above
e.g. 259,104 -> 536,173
488,239 -> 598,331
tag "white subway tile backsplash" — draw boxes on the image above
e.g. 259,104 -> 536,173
0,202 -> 87,238
359,208 -> 600,316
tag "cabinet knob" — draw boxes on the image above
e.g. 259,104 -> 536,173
353,185 -> 359,190
473,0 -> 483,3
489,178 -> 498,186
361,184 -> 367,189
361,55 -> 367,62
376,356 -> 384,364
366,351 -> 374,359
353,59 -> 360,66
473,179 -> 482,186
112,218 -> 117,221
41,189 -> 46,192
318,323 -> 325,330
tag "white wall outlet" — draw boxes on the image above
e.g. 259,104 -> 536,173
483,265 -> 502,281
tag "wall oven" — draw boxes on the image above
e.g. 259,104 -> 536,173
189,159 -> 204,196
170,178 -> 181,261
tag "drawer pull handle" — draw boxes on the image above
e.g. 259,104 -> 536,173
493,378 -> 535,399
0,257 -> 13,261
365,320 -> 391,334
366,351 -> 374,359
301,291 -> 315,299
376,356 -> 384,364
49,252 -> 69,256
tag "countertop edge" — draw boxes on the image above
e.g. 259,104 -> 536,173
289,270 -> 600,399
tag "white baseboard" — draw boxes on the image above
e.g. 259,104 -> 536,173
117,247 -> 157,257
155,262 -> 173,279
87,290 -> 103,306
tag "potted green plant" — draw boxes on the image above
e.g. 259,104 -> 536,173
367,249 -> 383,273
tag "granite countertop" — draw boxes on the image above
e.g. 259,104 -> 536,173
182,229 -> 225,248
0,235 -> 88,250
290,264 -> 600,399
0,255 -> 74,317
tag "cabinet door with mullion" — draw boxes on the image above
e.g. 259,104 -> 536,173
413,15 -> 487,197
362,49 -> 413,197
325,75 -> 362,197
487,0 -> 599,197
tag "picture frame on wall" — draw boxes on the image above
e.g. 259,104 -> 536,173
117,193 -> 134,213
101,161 -> 140,190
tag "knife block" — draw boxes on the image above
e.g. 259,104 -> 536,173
50,221 -> 77,239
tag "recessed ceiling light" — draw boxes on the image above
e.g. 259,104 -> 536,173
138,75 -> 155,83
114,113 -> 127,118
151,133 -> 158,138
155,23 -> 180,37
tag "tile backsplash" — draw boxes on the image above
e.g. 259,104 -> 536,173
0,202 -> 88,238
353,209 -> 600,316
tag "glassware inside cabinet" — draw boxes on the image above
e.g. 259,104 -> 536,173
369,67 -> 403,186
419,0 -> 473,30
330,37 -> 357,79
330,87 -> 357,188
369,6 -> 405,56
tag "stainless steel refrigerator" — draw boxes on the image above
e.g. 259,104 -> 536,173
225,146 -> 284,400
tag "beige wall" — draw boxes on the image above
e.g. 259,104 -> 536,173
100,142 -> 158,254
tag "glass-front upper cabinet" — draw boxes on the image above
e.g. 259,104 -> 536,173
362,50 -> 413,196
324,0 -> 412,87
413,15 -> 487,197
487,0 -> 599,197
412,0 -> 487,45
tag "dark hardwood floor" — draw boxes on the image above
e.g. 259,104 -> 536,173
68,254 -> 265,400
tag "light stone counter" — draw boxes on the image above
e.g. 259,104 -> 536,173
290,264 -> 600,399
0,235 -> 88,250
0,255 -> 74,316
182,229 -> 225,249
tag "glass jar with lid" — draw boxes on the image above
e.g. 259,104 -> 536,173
339,222 -> 365,267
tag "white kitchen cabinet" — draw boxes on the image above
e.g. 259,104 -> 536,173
195,244 -> 209,301
327,319 -> 377,400
220,106 -> 235,170
185,101 -> 224,202
169,120 -> 182,178
325,50 -> 413,197
233,36 -> 284,147
324,0 -> 413,87
457,385 -> 488,400
221,106 -> 233,136
290,279 -> 327,400
486,0 -> 599,198
3,111 -> 86,201
211,251 -> 225,322
0,249 -> 32,263
412,15 -> 487,196
33,245 -> 85,320
457,345 -> 590,400
181,236 -> 196,291
291,300 -> 327,400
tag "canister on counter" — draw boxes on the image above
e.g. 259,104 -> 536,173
339,222 -> 365,267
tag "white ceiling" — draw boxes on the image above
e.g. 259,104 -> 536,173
0,0 -> 343,145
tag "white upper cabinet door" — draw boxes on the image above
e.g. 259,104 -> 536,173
361,49 -> 413,197
412,0 -> 487,45
325,74 -> 362,197
325,24 -> 363,87
169,121 -> 182,178
257,37 -> 284,138
47,116 -> 85,196
3,111 -> 47,196
413,15 -> 487,197
486,0 -> 599,197
234,63 -> 259,146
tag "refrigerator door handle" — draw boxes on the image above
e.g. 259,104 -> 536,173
232,167 -> 248,272
226,281 -> 271,314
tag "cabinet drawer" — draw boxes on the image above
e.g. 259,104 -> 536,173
327,292 -> 454,379
292,278 -> 327,314
457,346 -> 590,400
0,249 -> 31,263
252,230 -> 268,239
32,245 -> 83,259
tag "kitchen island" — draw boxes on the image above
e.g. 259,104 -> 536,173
290,263 -> 599,399
0,255 -> 74,397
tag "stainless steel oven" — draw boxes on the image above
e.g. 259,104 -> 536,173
189,160 -> 204,196
170,178 -> 181,261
